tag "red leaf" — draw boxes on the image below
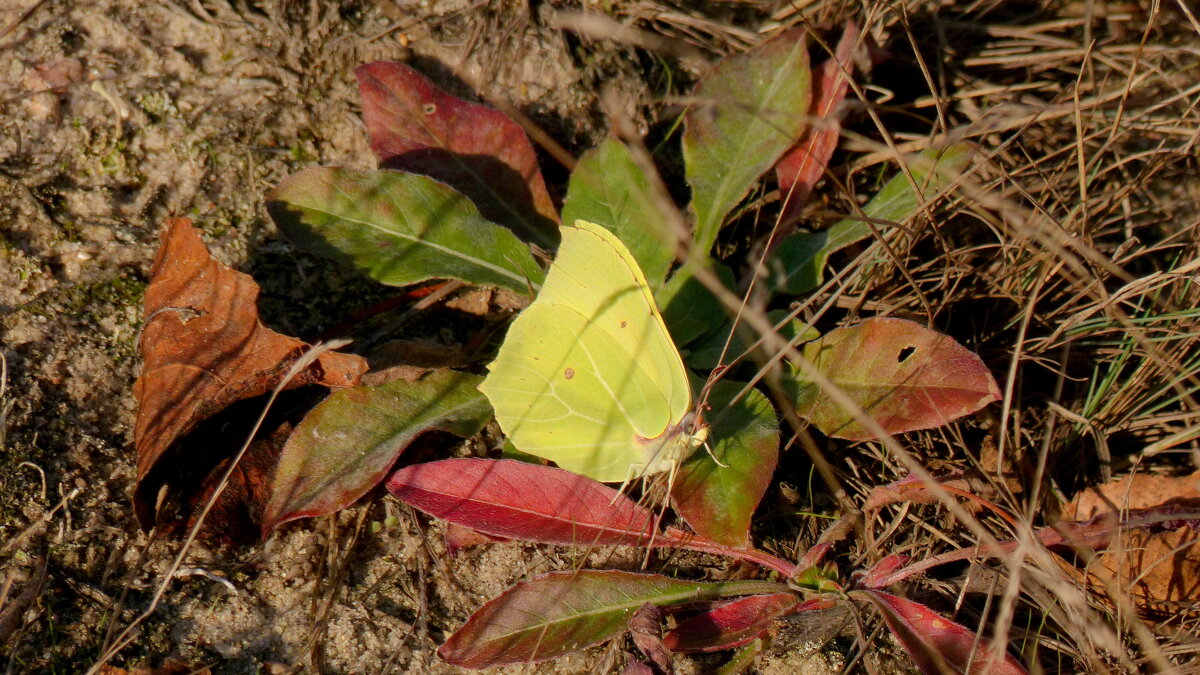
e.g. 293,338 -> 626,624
133,218 -> 367,533
859,590 -> 1027,675
387,458 -> 689,547
662,593 -> 801,653
355,61 -> 558,246
1058,489 -> 1200,619
444,522 -> 510,557
629,603 -> 674,674
795,317 -> 1000,440
388,459 -> 797,574
775,22 -> 860,229
855,554 -> 910,590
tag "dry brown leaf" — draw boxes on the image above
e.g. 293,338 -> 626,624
1061,471 -> 1200,619
1062,469 -> 1200,520
133,218 -> 367,530
1088,524 -> 1200,617
443,287 -> 494,316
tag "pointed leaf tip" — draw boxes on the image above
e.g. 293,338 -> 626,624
861,590 -> 1027,675
684,29 -> 812,255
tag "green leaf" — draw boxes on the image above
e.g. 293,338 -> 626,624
787,317 -> 1000,440
438,569 -> 783,668
657,262 -> 737,349
561,138 -> 677,290
684,29 -> 811,255
672,380 -> 779,547
685,310 -> 819,371
261,370 -> 492,536
770,144 -> 972,295
716,638 -> 764,675
267,167 -> 545,293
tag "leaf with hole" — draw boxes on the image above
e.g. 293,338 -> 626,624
787,317 -> 1000,440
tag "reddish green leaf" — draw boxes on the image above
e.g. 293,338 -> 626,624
562,138 -> 677,289
439,570 -> 779,668
858,590 -> 1028,675
684,29 -> 811,255
770,144 -> 972,295
672,381 -> 778,547
790,317 -> 1000,440
662,593 -> 800,653
261,371 -> 491,536
388,458 -> 798,575
388,458 -> 684,547
775,22 -> 860,229
356,61 -> 558,246
267,167 -> 545,294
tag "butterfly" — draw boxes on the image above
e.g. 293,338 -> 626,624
479,220 -> 708,483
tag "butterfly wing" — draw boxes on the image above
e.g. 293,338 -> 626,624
479,220 -> 694,482
535,221 -> 691,421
